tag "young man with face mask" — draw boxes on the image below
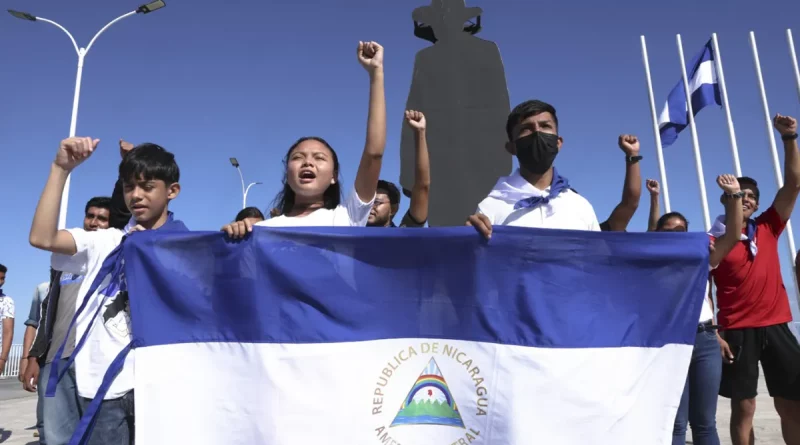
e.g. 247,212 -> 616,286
467,100 -> 599,237
710,114 -> 800,444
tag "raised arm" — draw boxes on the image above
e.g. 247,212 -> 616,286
709,175 -> 744,268
353,41 -> 387,204
29,138 -> 100,255
771,114 -> 800,222
603,135 -> 642,231
404,110 -> 430,224
646,179 -> 660,231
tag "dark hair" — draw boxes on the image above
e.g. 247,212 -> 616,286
656,211 -> 689,231
737,176 -> 760,202
272,137 -> 341,215
84,196 -> 111,215
376,180 -> 401,206
119,143 -> 180,185
0,264 -> 6,273
506,100 -> 559,141
109,179 -> 131,230
235,207 -> 265,222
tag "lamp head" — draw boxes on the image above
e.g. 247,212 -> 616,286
229,158 -> 240,168
136,0 -> 166,14
8,9 -> 36,21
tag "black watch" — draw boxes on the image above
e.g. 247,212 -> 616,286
782,133 -> 799,141
626,155 -> 643,164
725,191 -> 745,199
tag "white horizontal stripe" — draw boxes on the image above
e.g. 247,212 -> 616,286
135,339 -> 691,445
657,59 -> 717,127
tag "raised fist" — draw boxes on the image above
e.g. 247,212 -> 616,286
618,134 -> 640,156
55,137 -> 99,171
774,113 -> 798,136
405,110 -> 426,131
646,179 -> 660,196
357,41 -> 384,73
716,174 -> 741,195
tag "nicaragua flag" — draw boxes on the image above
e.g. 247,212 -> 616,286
113,227 -> 706,445
658,39 -> 722,146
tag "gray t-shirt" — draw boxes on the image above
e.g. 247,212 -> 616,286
46,273 -> 82,363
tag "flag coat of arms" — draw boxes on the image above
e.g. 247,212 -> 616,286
109,227 -> 706,444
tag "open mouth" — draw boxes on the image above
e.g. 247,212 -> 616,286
299,169 -> 316,183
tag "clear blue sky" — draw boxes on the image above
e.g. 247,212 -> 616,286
2,0 -> 800,342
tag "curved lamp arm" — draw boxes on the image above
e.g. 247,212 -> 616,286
85,10 -> 137,55
33,17 -> 80,55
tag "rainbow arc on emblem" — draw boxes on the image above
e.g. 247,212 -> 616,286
390,357 -> 465,428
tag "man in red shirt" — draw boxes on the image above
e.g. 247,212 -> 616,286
712,114 -> 800,445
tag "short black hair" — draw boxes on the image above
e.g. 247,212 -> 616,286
656,212 -> 689,231
84,196 -> 111,215
109,179 -> 131,230
376,180 -> 401,206
119,143 -> 180,185
0,263 -> 6,273
235,207 -> 265,222
737,176 -> 760,202
506,100 -> 559,141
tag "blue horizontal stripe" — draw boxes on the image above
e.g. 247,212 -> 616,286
124,227 -> 709,350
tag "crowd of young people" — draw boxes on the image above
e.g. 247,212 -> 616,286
5,40 -> 799,445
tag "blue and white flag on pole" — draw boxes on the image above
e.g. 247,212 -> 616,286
114,227 -> 706,445
658,39 -> 722,146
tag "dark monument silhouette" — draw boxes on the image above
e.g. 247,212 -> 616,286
400,0 -> 511,227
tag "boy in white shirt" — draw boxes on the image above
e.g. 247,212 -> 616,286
467,100 -> 599,237
29,137 -> 184,445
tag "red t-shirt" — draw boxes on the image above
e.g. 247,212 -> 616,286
711,206 -> 794,330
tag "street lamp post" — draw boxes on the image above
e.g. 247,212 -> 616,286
229,158 -> 262,209
8,1 -> 167,230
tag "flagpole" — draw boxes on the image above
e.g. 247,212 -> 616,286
750,31 -> 799,292
676,34 -> 712,231
789,29 -> 800,103
640,35 -> 672,213
711,33 -> 743,177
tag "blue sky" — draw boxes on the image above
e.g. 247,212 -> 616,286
2,0 -> 800,341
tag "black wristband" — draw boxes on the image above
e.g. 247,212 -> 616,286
626,155 -> 643,164
782,133 -> 798,141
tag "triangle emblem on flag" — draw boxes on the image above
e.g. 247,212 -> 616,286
390,357 -> 465,428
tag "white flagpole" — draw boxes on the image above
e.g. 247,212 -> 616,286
750,31 -> 799,290
789,29 -> 800,103
641,35 -> 672,213
676,34 -> 712,231
712,33 -> 743,177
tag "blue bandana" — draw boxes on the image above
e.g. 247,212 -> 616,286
514,168 -> 570,211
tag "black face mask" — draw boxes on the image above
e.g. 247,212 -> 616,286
514,131 -> 560,174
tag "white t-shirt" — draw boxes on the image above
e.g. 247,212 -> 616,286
257,187 -> 374,227
50,221 -> 133,400
477,169 -> 601,231
700,281 -> 713,323
0,294 -> 14,350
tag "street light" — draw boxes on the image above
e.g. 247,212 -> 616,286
229,158 -> 262,209
8,1 -> 167,229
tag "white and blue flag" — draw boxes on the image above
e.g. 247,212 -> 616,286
70,227 -> 709,445
658,39 -> 722,146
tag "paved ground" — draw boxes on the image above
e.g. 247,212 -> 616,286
0,376 -> 786,444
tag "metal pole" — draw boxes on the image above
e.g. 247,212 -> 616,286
58,50 -> 85,230
640,35 -> 672,213
676,34 -> 712,231
711,33 -> 743,177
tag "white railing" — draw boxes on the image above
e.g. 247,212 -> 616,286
0,344 -> 24,379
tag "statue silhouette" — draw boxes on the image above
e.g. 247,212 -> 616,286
399,0 -> 511,227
